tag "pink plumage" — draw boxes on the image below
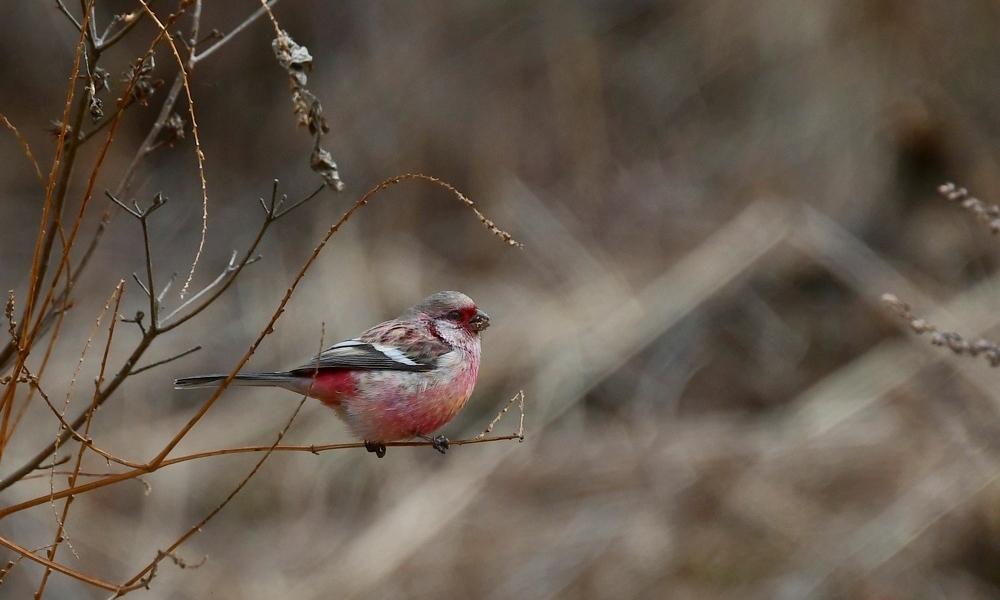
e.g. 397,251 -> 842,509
175,291 -> 489,456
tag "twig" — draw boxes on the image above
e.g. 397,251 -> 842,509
19,5 -> 186,373
272,184 -> 326,219
0,111 -> 45,188
158,250 -> 257,327
367,174 -> 522,247
107,191 -> 167,322
156,272 -> 177,305
0,293 -> 16,461
35,455 -> 72,471
95,7 -> 146,50
0,0 -> 287,378
0,555 -> 22,586
0,179 -> 300,492
131,273 -> 151,299
21,470 -> 141,481
0,391 -> 526,526
35,279 -> 125,597
475,391 -> 525,440
192,0 -> 282,64
131,346 -> 202,376
939,182 -> 1000,233
1,1 -> 95,446
0,535 -> 118,592
55,0 -> 83,31
3,297 -> 72,449
22,368 -> 112,462
881,293 -> 1000,366
158,180 -> 320,329
118,370 -> 315,594
137,0 -> 208,300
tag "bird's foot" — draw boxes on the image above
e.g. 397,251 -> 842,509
417,434 -> 449,454
364,440 -> 386,458
431,435 -> 450,454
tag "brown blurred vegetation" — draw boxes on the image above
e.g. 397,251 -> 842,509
6,1 -> 1000,598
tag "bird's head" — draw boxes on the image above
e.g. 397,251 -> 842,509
408,291 -> 490,342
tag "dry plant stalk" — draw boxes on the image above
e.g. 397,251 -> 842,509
939,182 -> 1000,233
0,2 -> 523,597
881,293 -> 1000,366
884,181 -> 1000,365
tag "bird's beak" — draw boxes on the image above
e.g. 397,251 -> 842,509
469,309 -> 490,332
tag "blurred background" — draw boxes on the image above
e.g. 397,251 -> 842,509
6,1 -> 1000,598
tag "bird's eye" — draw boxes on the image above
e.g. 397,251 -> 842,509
446,310 -> 463,321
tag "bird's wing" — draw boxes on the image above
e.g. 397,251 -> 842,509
294,321 -> 449,373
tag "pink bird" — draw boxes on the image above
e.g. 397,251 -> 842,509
175,291 -> 489,457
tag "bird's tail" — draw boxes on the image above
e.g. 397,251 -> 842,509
174,372 -> 296,389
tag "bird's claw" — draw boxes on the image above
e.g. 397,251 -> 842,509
365,440 -> 386,458
413,433 -> 450,454
430,435 -> 449,454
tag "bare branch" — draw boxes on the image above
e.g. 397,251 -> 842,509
476,390 -> 525,440
192,0 -> 282,64
0,111 -> 45,188
131,346 -> 202,376
882,293 -> 1000,366
136,0 -> 209,300
0,535 -> 119,592
55,0 -> 83,31
940,182 -> 1000,233
272,184 -> 326,219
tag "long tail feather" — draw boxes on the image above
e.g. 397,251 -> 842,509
174,372 -> 295,389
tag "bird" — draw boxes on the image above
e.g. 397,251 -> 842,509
174,291 -> 489,457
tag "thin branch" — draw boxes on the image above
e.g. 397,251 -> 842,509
140,195 -> 165,322
0,390 -> 526,523
0,0 -> 291,502
158,251 -> 258,327
24,0 -> 94,326
83,0 -> 99,48
882,293 -> 1000,366
0,535 -> 118,592
23,368 -> 100,458
367,174 -> 523,247
0,432 -> 529,521
137,0 -> 208,300
119,375 -> 314,593
55,0 -> 83,31
21,470 -> 139,481
2,296 -> 71,447
475,390 -> 525,440
0,329 -> 157,492
135,433 -> 528,467
95,7 -> 146,50
0,111 -> 45,188
4,1 -> 95,431
131,273 -> 151,299
0,0 -> 283,377
36,277 -> 127,596
131,346 -> 201,376
36,455 -> 72,471
156,272 -> 177,305
21,6 -> 187,363
0,184 -> 281,492
273,184 -> 326,219
191,0 -> 282,65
